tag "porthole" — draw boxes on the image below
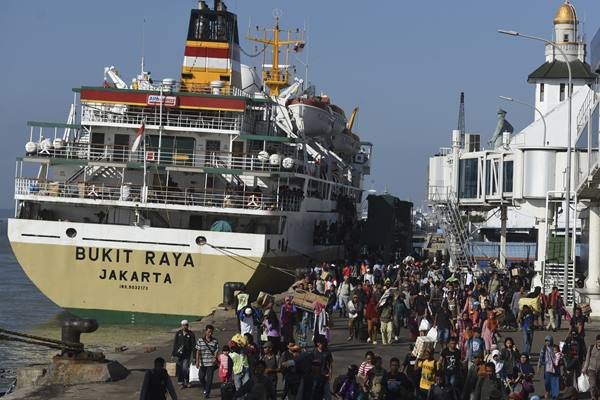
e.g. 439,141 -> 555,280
196,236 -> 207,246
66,228 -> 77,238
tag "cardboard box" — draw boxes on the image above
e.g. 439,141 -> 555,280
412,336 -> 435,358
256,291 -> 275,308
494,308 -> 506,322
166,362 -> 177,377
292,289 -> 328,312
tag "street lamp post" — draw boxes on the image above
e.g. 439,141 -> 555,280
498,29 -> 573,300
499,96 -> 547,146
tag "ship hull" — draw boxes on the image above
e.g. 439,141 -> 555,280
8,218 -> 341,324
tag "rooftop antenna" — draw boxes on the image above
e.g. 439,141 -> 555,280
457,91 -> 466,135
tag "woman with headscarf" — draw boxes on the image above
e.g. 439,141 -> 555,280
482,313 -> 498,355
312,301 -> 330,344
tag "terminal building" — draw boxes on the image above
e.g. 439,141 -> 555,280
427,1 -> 600,313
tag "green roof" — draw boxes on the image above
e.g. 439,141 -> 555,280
27,121 -> 81,129
528,59 -> 597,82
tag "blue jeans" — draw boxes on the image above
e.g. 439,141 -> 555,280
522,329 -> 533,355
175,356 -> 191,384
437,328 -> 450,344
544,371 -> 560,399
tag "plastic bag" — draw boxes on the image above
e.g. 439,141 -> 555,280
427,327 -> 438,341
577,373 -> 590,393
189,364 -> 200,382
419,318 -> 431,332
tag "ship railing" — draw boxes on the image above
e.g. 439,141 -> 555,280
15,178 -> 302,212
80,104 -> 252,133
28,143 -> 301,173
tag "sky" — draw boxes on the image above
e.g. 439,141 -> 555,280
2,0 -> 600,210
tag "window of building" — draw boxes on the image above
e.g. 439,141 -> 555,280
540,83 -> 545,102
563,34 -> 569,42
560,84 -> 566,102
502,161 -> 514,193
459,158 -> 479,199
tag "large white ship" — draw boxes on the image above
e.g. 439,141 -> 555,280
7,1 -> 372,324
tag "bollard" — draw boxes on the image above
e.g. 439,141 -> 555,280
223,282 -> 246,307
61,319 -> 98,351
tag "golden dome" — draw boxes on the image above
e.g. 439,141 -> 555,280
554,1 -> 577,25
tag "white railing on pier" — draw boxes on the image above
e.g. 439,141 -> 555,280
81,104 -> 255,133
27,144 -> 302,173
15,178 -> 302,212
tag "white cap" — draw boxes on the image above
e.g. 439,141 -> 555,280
181,319 -> 189,325
244,308 -> 253,316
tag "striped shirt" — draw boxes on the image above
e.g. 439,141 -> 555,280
358,361 -> 374,378
196,337 -> 219,367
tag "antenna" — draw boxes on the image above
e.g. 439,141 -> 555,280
141,17 -> 146,74
457,92 -> 466,135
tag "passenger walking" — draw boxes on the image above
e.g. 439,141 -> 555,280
426,373 -> 456,400
347,293 -> 363,342
365,294 -> 380,344
171,320 -> 196,388
194,324 -> 219,398
583,334 -> 600,400
378,295 -> 394,345
472,362 -> 506,400
280,295 -> 298,347
563,329 -> 586,387
545,286 -> 562,331
416,350 -> 437,400
139,357 -> 178,400
439,337 -> 461,387
466,328 -> 485,366
538,336 -> 562,400
337,275 -> 353,317
518,305 -> 534,355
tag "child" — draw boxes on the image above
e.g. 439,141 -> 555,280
218,345 -> 233,383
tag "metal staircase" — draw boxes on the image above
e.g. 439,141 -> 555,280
542,262 -> 575,306
431,191 -> 475,271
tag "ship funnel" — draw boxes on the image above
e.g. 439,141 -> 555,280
214,0 -> 227,11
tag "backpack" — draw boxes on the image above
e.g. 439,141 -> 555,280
369,370 -> 386,399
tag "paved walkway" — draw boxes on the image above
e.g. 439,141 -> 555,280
4,308 -> 594,399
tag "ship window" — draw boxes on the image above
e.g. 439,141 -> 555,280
146,135 -> 195,165
560,84 -> 566,102
206,140 -> 221,153
540,83 -> 545,102
563,34 -> 569,42
66,228 -> 77,238
248,140 -> 264,152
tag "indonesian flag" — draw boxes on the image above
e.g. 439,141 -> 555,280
131,122 -> 145,153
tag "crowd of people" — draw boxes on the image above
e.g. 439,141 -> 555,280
141,258 -> 598,400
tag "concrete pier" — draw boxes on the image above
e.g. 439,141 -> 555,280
3,304 -> 594,400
